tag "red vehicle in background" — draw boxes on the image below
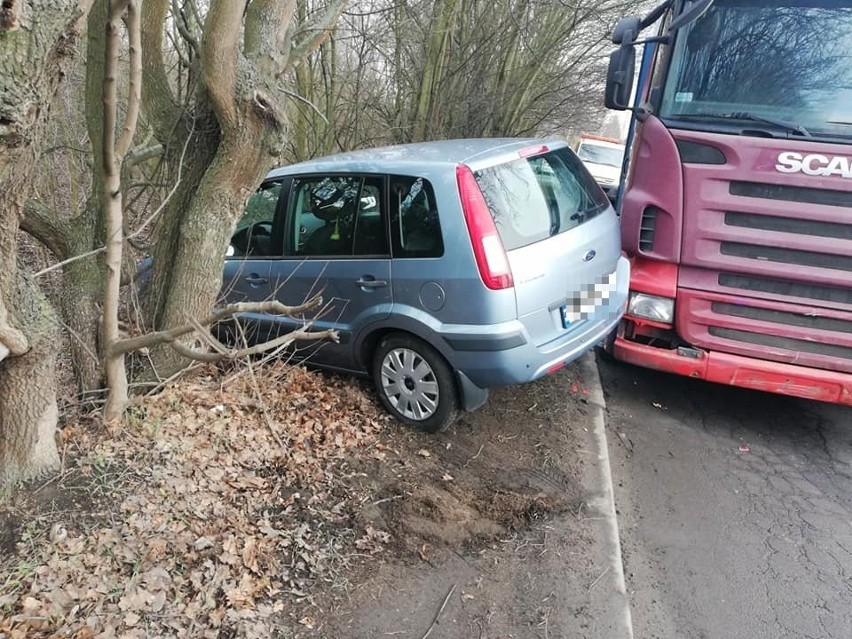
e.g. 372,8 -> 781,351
603,0 -> 852,406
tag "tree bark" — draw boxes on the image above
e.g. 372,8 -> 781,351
101,0 -> 141,420
63,209 -> 106,398
143,130 -> 268,380
0,1 -> 93,485
0,272 -> 60,486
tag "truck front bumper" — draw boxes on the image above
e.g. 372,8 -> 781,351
614,336 -> 852,406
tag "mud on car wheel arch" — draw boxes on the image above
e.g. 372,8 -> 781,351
372,333 -> 460,433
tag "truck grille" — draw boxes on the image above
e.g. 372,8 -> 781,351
730,181 -> 852,208
676,292 -> 852,374
678,160 -> 852,374
724,212 -> 852,241
709,327 -> 852,363
712,302 -> 852,334
720,241 -> 852,273
718,274 -> 852,307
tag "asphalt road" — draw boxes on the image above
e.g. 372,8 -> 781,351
599,356 -> 852,639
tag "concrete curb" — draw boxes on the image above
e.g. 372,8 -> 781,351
579,351 -> 634,638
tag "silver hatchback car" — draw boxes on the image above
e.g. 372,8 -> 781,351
222,138 -> 629,431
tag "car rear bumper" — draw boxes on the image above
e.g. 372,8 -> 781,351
614,336 -> 852,406
447,256 -> 630,388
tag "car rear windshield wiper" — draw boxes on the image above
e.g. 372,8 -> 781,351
674,112 -> 811,137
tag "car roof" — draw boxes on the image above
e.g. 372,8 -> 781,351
266,137 -> 570,178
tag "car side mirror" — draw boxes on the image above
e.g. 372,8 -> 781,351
605,44 -> 636,111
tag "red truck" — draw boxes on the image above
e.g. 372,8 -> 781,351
603,0 -> 852,406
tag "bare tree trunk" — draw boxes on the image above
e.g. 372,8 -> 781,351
0,0 -> 93,486
0,272 -> 60,485
63,219 -> 106,399
101,0 -> 141,420
143,133 -> 268,379
136,0 -> 347,384
411,0 -> 460,142
62,0 -> 110,401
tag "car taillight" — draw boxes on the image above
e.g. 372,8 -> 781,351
455,165 -> 513,290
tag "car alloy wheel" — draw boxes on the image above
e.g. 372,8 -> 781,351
372,334 -> 459,432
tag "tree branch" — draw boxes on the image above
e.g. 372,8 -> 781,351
101,0 -> 137,420
285,0 -> 349,72
20,200 -> 72,260
109,295 -> 331,356
125,143 -> 164,168
245,0 -> 298,90
201,0 -> 249,126
171,0 -> 201,59
33,121 -> 193,280
116,0 -> 142,159
282,87 -> 330,123
168,324 -> 337,362
141,0 -> 180,141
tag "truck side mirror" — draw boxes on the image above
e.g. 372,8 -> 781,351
605,45 -> 636,111
612,16 -> 641,44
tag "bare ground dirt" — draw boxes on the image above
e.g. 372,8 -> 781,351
1,361 -> 601,639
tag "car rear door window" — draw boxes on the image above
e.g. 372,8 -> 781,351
286,176 -> 389,257
389,176 -> 444,258
474,147 -> 608,251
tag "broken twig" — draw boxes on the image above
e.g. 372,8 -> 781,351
420,584 -> 457,639
464,444 -> 484,468
588,566 -> 610,593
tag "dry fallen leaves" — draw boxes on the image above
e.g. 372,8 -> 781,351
0,362 -> 390,638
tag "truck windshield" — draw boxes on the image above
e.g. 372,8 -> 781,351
660,0 -> 852,139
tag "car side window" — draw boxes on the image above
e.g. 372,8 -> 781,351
389,176 -> 443,258
286,176 -> 389,257
227,180 -> 285,258
352,178 -> 390,255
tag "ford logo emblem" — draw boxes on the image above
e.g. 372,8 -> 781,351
583,250 -> 596,262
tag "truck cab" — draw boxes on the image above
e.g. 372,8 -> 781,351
602,0 -> 852,407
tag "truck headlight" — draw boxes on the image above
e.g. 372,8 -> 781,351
628,293 -> 675,323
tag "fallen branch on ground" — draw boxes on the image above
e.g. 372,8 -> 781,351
421,584 -> 457,639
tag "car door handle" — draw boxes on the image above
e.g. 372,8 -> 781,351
244,275 -> 269,284
356,278 -> 388,288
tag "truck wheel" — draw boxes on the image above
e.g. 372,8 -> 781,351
372,333 -> 459,433
597,327 -> 617,362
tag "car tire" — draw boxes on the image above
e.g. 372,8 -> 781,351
372,333 -> 459,433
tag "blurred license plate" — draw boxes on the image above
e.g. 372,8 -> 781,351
560,305 -> 580,328
560,269 -> 618,329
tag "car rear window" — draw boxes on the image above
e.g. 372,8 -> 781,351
474,147 -> 609,251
